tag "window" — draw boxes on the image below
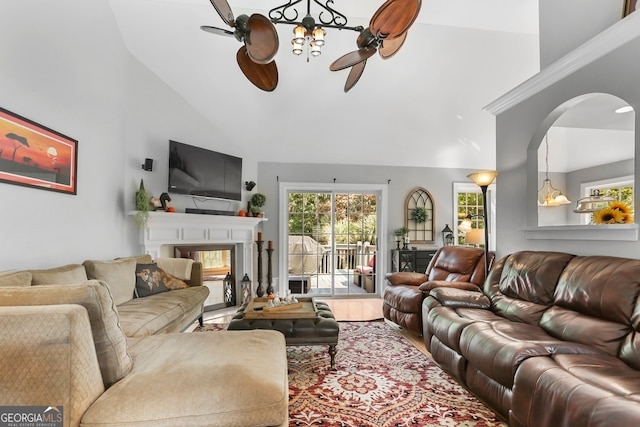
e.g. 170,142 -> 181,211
453,182 -> 496,249
580,176 -> 634,224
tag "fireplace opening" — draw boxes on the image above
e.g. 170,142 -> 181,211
174,245 -> 236,311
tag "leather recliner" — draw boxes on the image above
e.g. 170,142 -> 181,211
382,245 -> 494,336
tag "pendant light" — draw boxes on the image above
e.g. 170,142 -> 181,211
573,190 -> 616,213
538,135 -> 570,207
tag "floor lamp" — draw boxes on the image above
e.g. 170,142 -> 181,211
467,170 -> 498,277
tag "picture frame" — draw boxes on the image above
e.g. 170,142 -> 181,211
0,107 -> 77,195
624,0 -> 637,17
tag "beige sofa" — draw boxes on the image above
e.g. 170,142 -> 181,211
4,255 -> 208,337
0,257 -> 289,427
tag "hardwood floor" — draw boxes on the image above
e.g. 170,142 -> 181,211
315,297 -> 383,321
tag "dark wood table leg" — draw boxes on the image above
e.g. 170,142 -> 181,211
328,344 -> 337,371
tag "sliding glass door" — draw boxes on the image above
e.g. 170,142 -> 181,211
280,183 -> 387,297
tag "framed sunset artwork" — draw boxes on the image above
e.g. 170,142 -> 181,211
0,107 -> 77,195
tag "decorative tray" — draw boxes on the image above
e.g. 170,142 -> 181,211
244,297 -> 317,319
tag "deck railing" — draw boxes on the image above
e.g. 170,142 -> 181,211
317,243 -> 374,273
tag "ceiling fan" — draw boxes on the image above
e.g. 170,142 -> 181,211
200,0 -> 279,92
330,0 -> 422,92
200,0 -> 421,93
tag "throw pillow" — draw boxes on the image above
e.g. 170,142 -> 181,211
135,263 -> 188,298
115,254 -> 153,264
0,271 -> 32,287
156,257 -> 194,280
29,264 -> 88,285
83,258 -> 136,306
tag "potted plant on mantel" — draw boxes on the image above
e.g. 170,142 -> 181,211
135,179 -> 151,228
250,193 -> 266,218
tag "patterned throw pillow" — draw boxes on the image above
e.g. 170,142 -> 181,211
134,263 -> 188,298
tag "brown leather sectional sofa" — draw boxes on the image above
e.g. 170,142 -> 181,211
422,250 -> 640,426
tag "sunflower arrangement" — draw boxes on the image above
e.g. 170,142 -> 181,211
592,201 -> 634,224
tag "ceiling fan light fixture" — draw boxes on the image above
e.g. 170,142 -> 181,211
293,25 -> 306,43
312,27 -> 325,46
292,40 -> 303,55
310,41 -> 322,56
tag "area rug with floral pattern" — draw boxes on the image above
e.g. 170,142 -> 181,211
194,320 -> 506,427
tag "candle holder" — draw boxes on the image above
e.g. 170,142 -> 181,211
256,239 -> 265,297
266,247 -> 274,295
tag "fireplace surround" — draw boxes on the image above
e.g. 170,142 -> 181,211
135,211 -> 264,308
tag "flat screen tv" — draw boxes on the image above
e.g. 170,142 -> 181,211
168,140 -> 242,201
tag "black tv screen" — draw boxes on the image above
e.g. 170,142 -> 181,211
168,140 -> 242,201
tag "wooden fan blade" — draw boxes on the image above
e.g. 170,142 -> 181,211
245,14 -> 279,64
209,0 -> 235,27
237,46 -> 278,92
370,0 -> 421,40
379,31 -> 407,59
344,60 -> 367,93
329,48 -> 376,72
200,25 -> 234,37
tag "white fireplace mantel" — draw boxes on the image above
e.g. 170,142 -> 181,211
132,212 -> 265,289
135,211 -> 264,256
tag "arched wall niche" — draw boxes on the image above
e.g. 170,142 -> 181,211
526,92 -> 635,227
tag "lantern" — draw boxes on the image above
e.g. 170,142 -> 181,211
223,272 -> 235,306
240,273 -> 252,305
442,224 -> 454,246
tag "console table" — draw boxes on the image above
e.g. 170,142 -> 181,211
391,249 -> 438,273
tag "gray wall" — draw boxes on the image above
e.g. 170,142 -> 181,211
539,0 -> 623,68
495,32 -> 640,258
257,162 -> 479,277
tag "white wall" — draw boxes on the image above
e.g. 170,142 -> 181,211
540,127 -> 634,173
0,0 -> 256,270
0,0 -> 129,270
119,57 -> 259,253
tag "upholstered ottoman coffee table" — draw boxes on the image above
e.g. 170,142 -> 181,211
228,298 -> 340,370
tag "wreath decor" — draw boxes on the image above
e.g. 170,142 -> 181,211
411,207 -> 428,224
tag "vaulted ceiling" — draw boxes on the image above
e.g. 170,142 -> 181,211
109,0 -> 541,169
